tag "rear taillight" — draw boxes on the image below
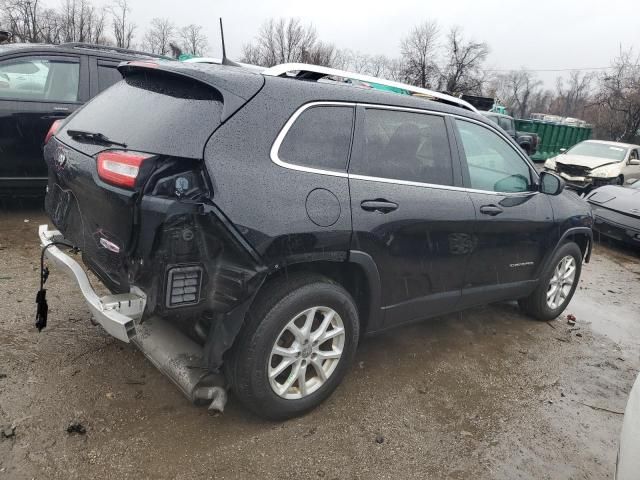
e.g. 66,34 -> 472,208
45,119 -> 64,144
97,150 -> 152,189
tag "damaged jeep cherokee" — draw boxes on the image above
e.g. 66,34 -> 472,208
38,61 -> 593,420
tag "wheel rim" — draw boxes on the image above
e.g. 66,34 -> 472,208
546,255 -> 576,310
268,306 -> 345,400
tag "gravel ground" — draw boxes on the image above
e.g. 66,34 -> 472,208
1,204 -> 639,480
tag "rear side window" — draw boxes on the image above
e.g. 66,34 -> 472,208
97,64 -> 122,92
351,108 -> 454,186
278,105 -> 354,172
62,71 -> 222,159
0,56 -> 79,102
456,119 -> 532,193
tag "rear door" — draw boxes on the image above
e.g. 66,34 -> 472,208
348,106 -> 476,328
0,53 -> 87,187
452,118 -> 555,306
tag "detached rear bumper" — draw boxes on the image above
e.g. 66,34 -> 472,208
38,224 -> 145,342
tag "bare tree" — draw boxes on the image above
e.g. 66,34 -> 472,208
59,0 -> 107,44
400,20 -> 439,88
110,0 -> 134,48
1,0 -> 43,42
240,18 -> 318,67
304,41 -> 339,67
338,50 -> 403,80
38,7 -> 65,44
143,17 -> 175,55
495,69 -> 543,118
594,49 -> 640,142
528,88 -> 555,115
439,26 -> 489,95
553,70 -> 593,117
179,24 -> 207,56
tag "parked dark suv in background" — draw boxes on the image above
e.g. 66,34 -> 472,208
0,42 -> 166,195
39,60 -> 593,420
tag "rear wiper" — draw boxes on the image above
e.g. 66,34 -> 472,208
66,129 -> 127,148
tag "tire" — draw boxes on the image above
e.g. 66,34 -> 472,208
225,273 -> 360,420
617,175 -> 624,186
518,242 -> 582,321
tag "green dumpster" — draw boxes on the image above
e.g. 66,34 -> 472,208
515,119 -> 592,162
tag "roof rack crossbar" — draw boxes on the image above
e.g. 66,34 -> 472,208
61,42 -> 170,60
262,63 -> 476,112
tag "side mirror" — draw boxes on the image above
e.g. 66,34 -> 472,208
629,159 -> 640,165
540,171 -> 565,195
559,148 -> 567,154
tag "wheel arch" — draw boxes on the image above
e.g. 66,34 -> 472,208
539,227 -> 592,278
251,252 -> 383,335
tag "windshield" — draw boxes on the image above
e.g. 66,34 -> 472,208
567,142 -> 628,161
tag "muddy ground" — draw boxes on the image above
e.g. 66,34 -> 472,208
1,204 -> 639,480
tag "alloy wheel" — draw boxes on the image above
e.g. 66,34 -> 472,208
546,255 -> 576,310
268,306 -> 345,400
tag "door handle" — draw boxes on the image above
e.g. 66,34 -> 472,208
479,204 -> 503,216
361,199 -> 398,214
41,113 -> 69,120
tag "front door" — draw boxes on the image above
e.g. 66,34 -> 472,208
452,118 -> 555,306
0,54 -> 84,190
348,106 -> 476,328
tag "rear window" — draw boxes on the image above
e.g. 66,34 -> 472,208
62,71 -> 222,159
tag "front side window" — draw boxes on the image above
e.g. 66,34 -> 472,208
278,105 -> 354,172
0,57 -> 79,102
456,119 -> 532,193
351,108 -> 454,186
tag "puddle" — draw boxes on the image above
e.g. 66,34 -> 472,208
569,289 -> 640,349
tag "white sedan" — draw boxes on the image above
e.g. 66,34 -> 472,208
544,140 -> 640,192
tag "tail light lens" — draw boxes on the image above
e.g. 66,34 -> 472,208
97,150 -> 152,189
45,119 -> 64,144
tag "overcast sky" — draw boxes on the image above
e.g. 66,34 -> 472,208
116,0 -> 637,88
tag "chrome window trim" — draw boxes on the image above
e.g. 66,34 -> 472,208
270,101 -> 540,197
269,101 -> 354,179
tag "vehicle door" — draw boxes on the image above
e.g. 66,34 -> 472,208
348,106 -> 476,328
89,58 -> 124,96
622,148 -> 640,185
0,53 -> 87,184
452,118 -> 555,306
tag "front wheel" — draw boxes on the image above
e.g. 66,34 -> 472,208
225,273 -> 359,420
519,242 -> 582,321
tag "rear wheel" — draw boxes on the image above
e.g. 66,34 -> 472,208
225,273 -> 359,420
519,242 -> 582,321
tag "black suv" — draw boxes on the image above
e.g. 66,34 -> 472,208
0,42 -> 166,195
39,61 -> 593,420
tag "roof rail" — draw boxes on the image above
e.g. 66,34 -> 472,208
61,42 -> 171,60
262,63 -> 477,112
